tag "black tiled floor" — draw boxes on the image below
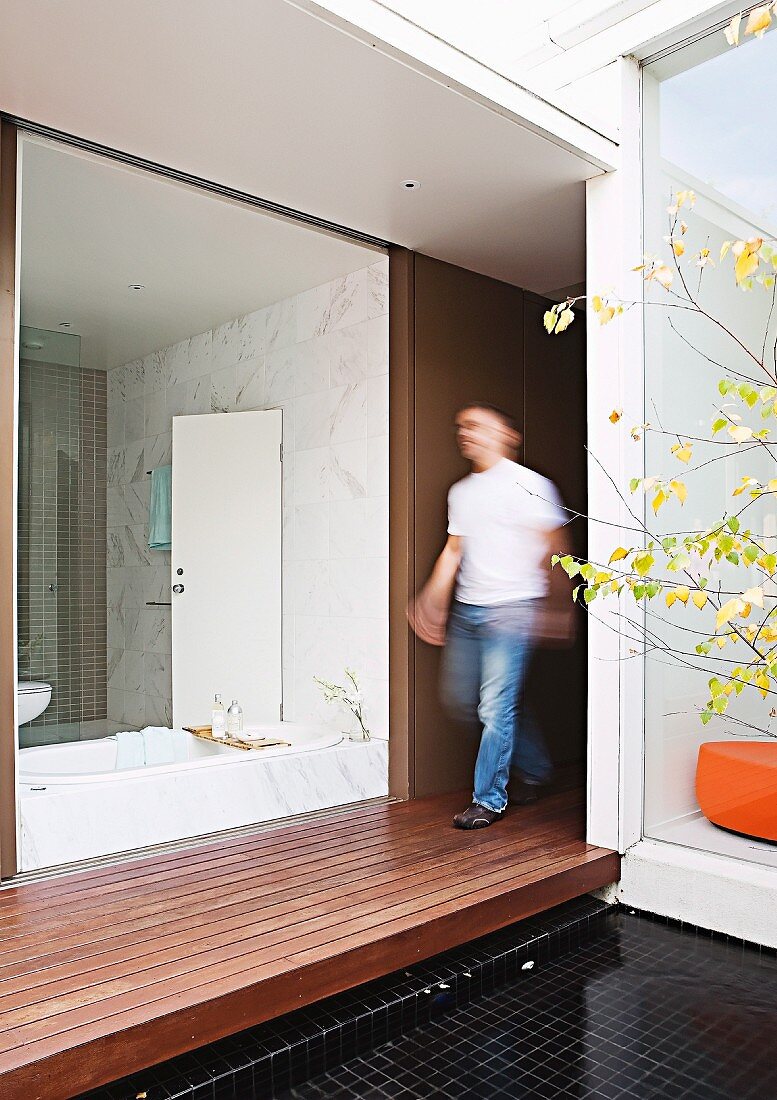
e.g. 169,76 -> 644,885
286,910 -> 777,1100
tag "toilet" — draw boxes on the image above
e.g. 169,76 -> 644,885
17,681 -> 52,725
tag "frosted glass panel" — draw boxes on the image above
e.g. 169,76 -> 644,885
642,33 -> 777,853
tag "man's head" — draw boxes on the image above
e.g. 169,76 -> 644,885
455,403 -> 521,469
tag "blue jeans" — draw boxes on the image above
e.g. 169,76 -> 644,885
441,599 -> 553,812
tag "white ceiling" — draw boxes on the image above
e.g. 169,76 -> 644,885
1,0 -> 597,318
19,139 -> 378,369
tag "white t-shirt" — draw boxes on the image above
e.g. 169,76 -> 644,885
447,458 -> 566,605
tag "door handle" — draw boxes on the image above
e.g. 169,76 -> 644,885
172,584 -> 185,594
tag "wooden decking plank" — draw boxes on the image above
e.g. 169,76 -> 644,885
0,837 -> 598,1043
0,798 -> 447,920
0,798 -> 577,954
0,814 -> 585,1008
0,807 -> 582,992
0,797 -> 413,909
0,793 -> 581,943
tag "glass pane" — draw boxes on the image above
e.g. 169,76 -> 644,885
642,31 -> 777,862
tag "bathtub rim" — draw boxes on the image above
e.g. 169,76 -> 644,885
18,724 -> 345,786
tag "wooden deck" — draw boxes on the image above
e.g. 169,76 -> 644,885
0,789 -> 618,1099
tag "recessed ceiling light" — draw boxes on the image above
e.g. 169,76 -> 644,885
128,283 -> 145,291
401,179 -> 421,191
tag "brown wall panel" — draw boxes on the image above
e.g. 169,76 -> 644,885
522,294 -> 587,770
0,120 -> 17,876
388,248 -> 415,799
411,258 -> 587,798
413,255 -> 526,797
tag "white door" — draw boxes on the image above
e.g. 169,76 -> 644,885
171,410 -> 283,728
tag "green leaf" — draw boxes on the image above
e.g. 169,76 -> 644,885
700,710 -> 713,725
634,553 -> 654,578
726,551 -> 740,565
583,587 -> 598,604
712,418 -> 728,434
629,477 -> 640,493
727,516 -> 740,533
667,552 -> 691,573
744,545 -> 759,564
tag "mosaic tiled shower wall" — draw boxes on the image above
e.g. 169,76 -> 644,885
17,333 -> 108,746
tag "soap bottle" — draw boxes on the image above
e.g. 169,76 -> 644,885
211,694 -> 227,739
227,699 -> 243,736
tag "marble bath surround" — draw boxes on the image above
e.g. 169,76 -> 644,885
18,736 -> 388,871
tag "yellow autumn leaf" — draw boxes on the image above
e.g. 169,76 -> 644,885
672,241 -> 685,257
592,295 -> 602,312
717,637 -> 727,649
716,597 -> 744,630
743,586 -> 765,608
692,590 -> 708,610
676,190 -> 696,209
599,305 -> 616,325
670,480 -> 687,504
720,240 -> 733,261
735,249 -> 760,284
555,307 -> 575,334
608,547 -> 629,564
733,238 -> 764,284
671,442 -> 692,463
653,265 -> 673,289
724,12 -> 741,45
728,424 -> 754,443
652,489 -> 667,514
767,479 -> 777,493
609,408 -> 622,423
745,5 -> 772,37
543,310 -> 556,333
666,591 -> 677,608
675,586 -> 690,604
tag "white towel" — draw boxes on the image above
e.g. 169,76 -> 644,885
141,726 -> 176,765
115,730 -> 145,770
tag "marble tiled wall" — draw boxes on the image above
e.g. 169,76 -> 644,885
106,258 -> 389,737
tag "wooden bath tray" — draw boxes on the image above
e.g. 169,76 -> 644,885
183,726 -> 290,751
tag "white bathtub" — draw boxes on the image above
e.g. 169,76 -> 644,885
18,725 -> 389,872
19,725 -> 342,786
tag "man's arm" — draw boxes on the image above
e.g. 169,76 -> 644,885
536,525 -> 576,646
407,534 -> 462,646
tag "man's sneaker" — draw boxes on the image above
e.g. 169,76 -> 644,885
453,803 -> 503,829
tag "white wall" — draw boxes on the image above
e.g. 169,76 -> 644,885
105,258 -> 389,738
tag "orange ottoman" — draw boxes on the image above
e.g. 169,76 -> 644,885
696,741 -> 777,842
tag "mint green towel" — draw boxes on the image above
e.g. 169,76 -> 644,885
148,465 -> 172,550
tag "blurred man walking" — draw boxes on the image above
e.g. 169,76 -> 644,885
409,403 -> 572,829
